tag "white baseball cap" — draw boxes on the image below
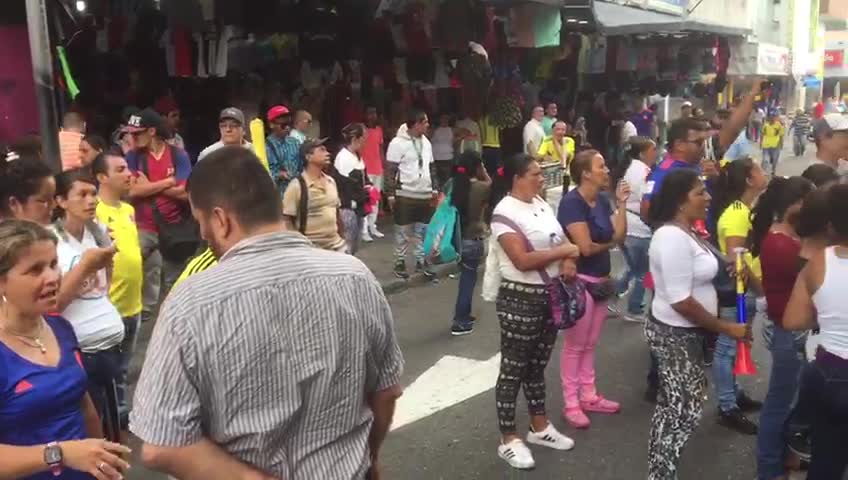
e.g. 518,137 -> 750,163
813,113 -> 848,138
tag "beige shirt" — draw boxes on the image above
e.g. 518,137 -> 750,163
282,172 -> 346,251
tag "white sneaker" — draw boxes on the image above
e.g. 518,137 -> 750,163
497,439 -> 535,469
370,227 -> 385,239
526,423 -> 575,451
362,231 -> 374,243
622,312 -> 646,324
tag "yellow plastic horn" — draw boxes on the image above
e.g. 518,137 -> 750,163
249,118 -> 269,173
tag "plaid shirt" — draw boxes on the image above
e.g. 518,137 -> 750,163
267,135 -> 303,194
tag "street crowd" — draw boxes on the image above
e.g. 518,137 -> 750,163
1,81 -> 848,480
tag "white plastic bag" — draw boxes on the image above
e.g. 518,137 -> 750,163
481,235 -> 501,302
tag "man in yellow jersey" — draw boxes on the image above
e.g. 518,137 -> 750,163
173,247 -> 217,288
93,149 -> 143,434
760,111 -> 785,175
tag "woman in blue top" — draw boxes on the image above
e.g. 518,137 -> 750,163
557,149 -> 630,429
0,220 -> 129,479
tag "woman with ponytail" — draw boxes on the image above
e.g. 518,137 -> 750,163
334,123 -> 371,255
712,156 -> 768,434
489,154 -> 579,469
449,151 -> 491,336
751,176 -> 815,480
611,137 -> 657,321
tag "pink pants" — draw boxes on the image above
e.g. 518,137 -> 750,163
560,274 -> 609,408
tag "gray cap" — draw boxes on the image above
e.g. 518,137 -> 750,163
219,107 -> 246,126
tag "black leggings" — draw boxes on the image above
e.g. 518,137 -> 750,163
495,281 -> 557,434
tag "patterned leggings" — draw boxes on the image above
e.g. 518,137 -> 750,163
645,317 -> 708,480
495,281 -> 557,435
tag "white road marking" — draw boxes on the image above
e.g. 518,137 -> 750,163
391,353 -> 501,431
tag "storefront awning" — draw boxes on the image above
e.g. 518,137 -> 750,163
593,1 -> 748,36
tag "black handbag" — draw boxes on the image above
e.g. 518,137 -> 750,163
585,279 -> 616,302
140,148 -> 200,262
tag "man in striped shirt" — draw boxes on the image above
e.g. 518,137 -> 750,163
790,109 -> 812,157
131,146 -> 404,480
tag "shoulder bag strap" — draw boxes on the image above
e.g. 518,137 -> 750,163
490,214 -> 551,283
296,175 -> 308,234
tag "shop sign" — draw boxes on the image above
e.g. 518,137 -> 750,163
646,0 -> 687,13
825,50 -> 845,69
757,44 -> 789,76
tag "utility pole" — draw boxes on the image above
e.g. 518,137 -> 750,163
25,0 -> 61,171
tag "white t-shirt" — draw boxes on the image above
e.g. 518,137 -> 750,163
621,121 -> 638,145
431,126 -> 454,162
334,147 -> 365,178
491,196 -> 567,285
198,140 -> 254,161
622,159 -> 652,238
649,225 -> 718,328
523,119 -> 545,155
51,224 -> 124,351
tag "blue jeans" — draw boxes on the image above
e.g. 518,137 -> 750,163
453,238 -> 485,327
713,297 -> 757,412
118,315 -> 140,428
756,319 -> 807,479
800,351 -> 848,479
615,235 -> 650,315
763,147 -> 781,174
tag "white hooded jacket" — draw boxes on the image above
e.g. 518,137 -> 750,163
386,124 -> 434,199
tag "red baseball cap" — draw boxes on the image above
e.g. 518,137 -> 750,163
267,105 -> 291,122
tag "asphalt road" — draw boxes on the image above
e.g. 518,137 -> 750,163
126,141 -> 817,480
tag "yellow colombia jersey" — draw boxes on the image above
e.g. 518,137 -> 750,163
761,121 -> 784,149
174,247 -> 218,288
537,136 -> 576,168
717,200 -> 761,280
96,200 -> 143,317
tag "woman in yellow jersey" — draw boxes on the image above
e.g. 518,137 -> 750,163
537,121 -> 576,188
712,157 -> 768,434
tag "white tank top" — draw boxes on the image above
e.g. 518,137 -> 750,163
812,247 -> 848,359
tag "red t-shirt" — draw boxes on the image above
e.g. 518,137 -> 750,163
760,231 -> 801,326
814,102 -> 825,119
362,126 -> 384,176
133,147 -> 188,233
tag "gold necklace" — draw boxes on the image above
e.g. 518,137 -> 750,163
0,320 -> 47,354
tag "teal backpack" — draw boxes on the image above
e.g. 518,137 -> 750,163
423,182 -> 462,265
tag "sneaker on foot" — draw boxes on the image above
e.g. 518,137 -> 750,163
563,407 -> 591,429
622,312 -> 646,324
608,303 -> 622,317
736,392 -> 763,412
450,322 -> 474,336
717,408 -> 758,435
394,261 -> 409,279
526,423 -> 575,451
497,439 -> 535,470
580,395 -> 621,414
362,232 -> 374,243
370,227 -> 385,239
416,261 -> 436,279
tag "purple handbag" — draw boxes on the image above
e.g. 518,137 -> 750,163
491,214 -> 586,330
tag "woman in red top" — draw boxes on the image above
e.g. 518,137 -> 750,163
749,176 -> 814,480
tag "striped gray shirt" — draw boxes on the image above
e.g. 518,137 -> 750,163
129,231 -> 404,480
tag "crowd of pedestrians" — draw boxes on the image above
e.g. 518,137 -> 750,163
1,79 -> 847,480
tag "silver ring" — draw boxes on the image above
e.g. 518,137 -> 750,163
97,462 -> 106,471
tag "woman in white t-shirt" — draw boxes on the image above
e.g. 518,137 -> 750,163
784,183 -> 848,478
51,168 -> 124,439
334,123 -> 370,254
612,137 -> 657,321
430,113 -> 455,191
645,168 -> 749,479
489,154 -> 580,470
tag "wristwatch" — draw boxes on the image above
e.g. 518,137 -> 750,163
43,441 -> 63,476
